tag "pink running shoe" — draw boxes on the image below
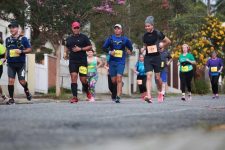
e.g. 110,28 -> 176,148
70,97 -> 78,103
88,97 -> 95,102
158,93 -> 164,103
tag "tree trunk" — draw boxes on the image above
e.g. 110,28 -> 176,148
55,43 -> 61,97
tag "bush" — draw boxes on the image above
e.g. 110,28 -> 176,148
192,78 -> 210,94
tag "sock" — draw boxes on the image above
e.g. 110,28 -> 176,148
71,83 -> 77,97
8,85 -> 14,99
82,83 -> 89,93
112,83 -> 117,99
22,82 -> 29,92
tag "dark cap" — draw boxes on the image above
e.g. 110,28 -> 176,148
8,21 -> 19,28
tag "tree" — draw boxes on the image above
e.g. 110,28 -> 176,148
0,0 -> 100,96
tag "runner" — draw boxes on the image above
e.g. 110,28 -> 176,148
159,42 -> 172,97
64,21 -> 92,103
178,44 -> 196,101
103,24 -> 133,103
0,39 -> 8,102
133,54 -> 147,100
206,51 -> 223,99
87,49 -> 103,102
5,21 -> 32,105
141,16 -> 171,103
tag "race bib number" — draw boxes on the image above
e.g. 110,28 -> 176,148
10,49 -> 20,57
181,66 -> 189,72
114,50 -> 123,58
79,66 -> 87,75
137,80 -> 142,85
147,45 -> 157,54
161,62 -> 165,68
211,67 -> 218,72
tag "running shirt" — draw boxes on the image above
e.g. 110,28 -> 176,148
143,29 -> 165,56
88,57 -> 97,73
206,58 -> 223,76
160,49 -> 172,72
5,35 -> 31,63
179,53 -> 195,72
136,61 -> 145,76
102,35 -> 133,64
0,44 -> 6,65
66,33 -> 91,64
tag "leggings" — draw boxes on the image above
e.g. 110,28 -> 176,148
210,75 -> 220,94
137,75 -> 147,93
180,70 -> 193,93
87,72 -> 98,97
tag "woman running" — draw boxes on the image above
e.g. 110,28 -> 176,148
178,44 -> 196,101
87,49 -> 102,102
133,54 -> 147,100
206,51 -> 223,99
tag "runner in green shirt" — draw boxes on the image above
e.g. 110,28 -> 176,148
178,44 -> 196,101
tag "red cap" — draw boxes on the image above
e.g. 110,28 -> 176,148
72,21 -> 80,28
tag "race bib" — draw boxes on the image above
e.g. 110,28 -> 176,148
181,66 -> 189,72
114,50 -> 123,58
79,66 -> 87,75
10,49 -> 20,57
211,67 -> 218,72
137,80 -> 142,85
161,62 -> 165,68
147,45 -> 157,54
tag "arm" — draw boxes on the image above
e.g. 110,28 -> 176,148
125,38 -> 133,54
63,46 -> 69,60
72,45 -> 92,52
161,36 -> 171,48
97,57 -> 103,68
102,37 -> 111,53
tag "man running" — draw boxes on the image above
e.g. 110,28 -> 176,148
5,21 -> 32,105
64,21 -> 92,103
103,24 -> 133,103
141,16 -> 171,103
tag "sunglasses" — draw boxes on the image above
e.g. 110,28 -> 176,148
73,27 -> 80,29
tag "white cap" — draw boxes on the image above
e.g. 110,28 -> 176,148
114,24 -> 122,29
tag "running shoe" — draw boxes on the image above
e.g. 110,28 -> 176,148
158,93 -> 164,103
215,94 -> 219,99
115,96 -> 120,103
6,98 -> 15,105
1,95 -> 8,103
144,96 -> 152,103
86,92 -> 92,100
25,90 -> 32,101
187,95 -> 192,100
181,95 -> 186,101
70,97 -> 78,103
88,97 -> 95,102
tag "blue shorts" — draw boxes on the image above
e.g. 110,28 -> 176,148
109,62 -> 125,77
160,70 -> 168,83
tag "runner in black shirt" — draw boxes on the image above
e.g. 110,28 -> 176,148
64,21 -> 92,103
141,16 -> 171,103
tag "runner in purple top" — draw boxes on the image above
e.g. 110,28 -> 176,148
206,51 -> 224,99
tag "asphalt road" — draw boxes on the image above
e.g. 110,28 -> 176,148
0,95 -> 225,150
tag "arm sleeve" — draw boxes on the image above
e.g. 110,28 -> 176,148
206,59 -> 210,67
125,37 -> 133,51
220,58 -> 224,67
167,51 -> 172,59
84,35 -> 91,46
102,37 -> 111,53
190,54 -> 195,61
22,37 -> 31,49
158,31 -> 165,41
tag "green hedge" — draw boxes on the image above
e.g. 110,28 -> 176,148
192,78 -> 210,94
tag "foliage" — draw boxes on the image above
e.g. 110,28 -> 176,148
191,78 -> 210,94
172,16 -> 225,69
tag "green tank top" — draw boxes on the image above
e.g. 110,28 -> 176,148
0,44 -> 6,65
88,57 -> 97,73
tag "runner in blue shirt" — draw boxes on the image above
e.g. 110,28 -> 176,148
103,24 -> 133,103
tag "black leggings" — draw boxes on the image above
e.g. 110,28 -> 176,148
137,75 -> 147,93
210,75 -> 220,94
180,70 -> 193,93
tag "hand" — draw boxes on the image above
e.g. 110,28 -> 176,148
127,50 -> 132,55
63,52 -> 68,60
72,46 -> 82,52
186,59 -> 191,63
140,48 -> 145,54
15,49 -> 22,54
0,58 -> 6,64
135,71 -> 139,75
110,50 -> 115,56
167,62 -> 170,66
